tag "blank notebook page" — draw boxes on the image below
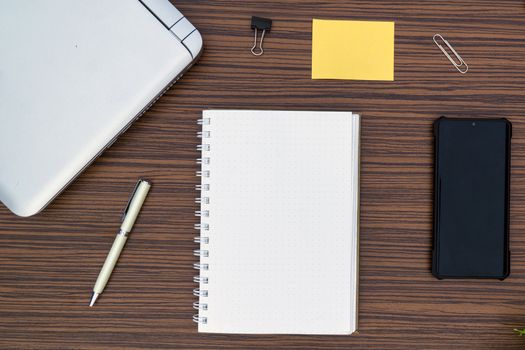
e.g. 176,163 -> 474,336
196,110 -> 360,335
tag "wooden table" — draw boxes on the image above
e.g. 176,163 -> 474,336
2,1 -> 525,349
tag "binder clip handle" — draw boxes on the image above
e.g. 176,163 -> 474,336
251,16 -> 272,56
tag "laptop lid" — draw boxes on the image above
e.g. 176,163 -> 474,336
0,0 -> 202,216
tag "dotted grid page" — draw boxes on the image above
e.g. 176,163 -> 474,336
197,110 -> 359,334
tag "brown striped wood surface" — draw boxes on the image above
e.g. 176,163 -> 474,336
2,1 -> 525,349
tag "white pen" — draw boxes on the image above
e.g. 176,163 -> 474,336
89,179 -> 152,307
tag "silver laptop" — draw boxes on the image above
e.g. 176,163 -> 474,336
0,0 -> 203,216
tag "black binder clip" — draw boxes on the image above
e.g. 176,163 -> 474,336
251,16 -> 272,56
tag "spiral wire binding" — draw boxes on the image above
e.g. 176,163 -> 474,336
196,158 -> 210,165
194,236 -> 209,244
193,249 -> 209,257
196,144 -> 210,151
195,197 -> 209,204
193,288 -> 208,297
193,263 -> 209,270
196,170 -> 210,178
194,118 -> 211,325
193,315 -> 208,324
193,276 -> 209,284
193,301 -> 208,310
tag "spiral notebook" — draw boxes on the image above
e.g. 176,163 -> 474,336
194,110 -> 360,335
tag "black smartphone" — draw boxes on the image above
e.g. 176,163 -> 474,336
433,117 -> 511,279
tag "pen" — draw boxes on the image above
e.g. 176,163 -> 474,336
89,179 -> 152,307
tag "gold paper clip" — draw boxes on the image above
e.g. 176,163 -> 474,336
433,34 -> 468,74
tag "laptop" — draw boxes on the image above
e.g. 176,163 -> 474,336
0,0 -> 203,216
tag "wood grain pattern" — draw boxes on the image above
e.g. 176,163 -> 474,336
2,1 -> 525,348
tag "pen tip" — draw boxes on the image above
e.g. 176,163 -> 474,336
89,292 -> 99,307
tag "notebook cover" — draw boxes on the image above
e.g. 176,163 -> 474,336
194,110 -> 360,334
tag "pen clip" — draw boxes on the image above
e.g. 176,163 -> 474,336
122,180 -> 144,222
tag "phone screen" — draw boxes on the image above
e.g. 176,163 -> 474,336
433,117 -> 511,279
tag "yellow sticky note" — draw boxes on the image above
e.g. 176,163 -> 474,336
312,19 -> 395,81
